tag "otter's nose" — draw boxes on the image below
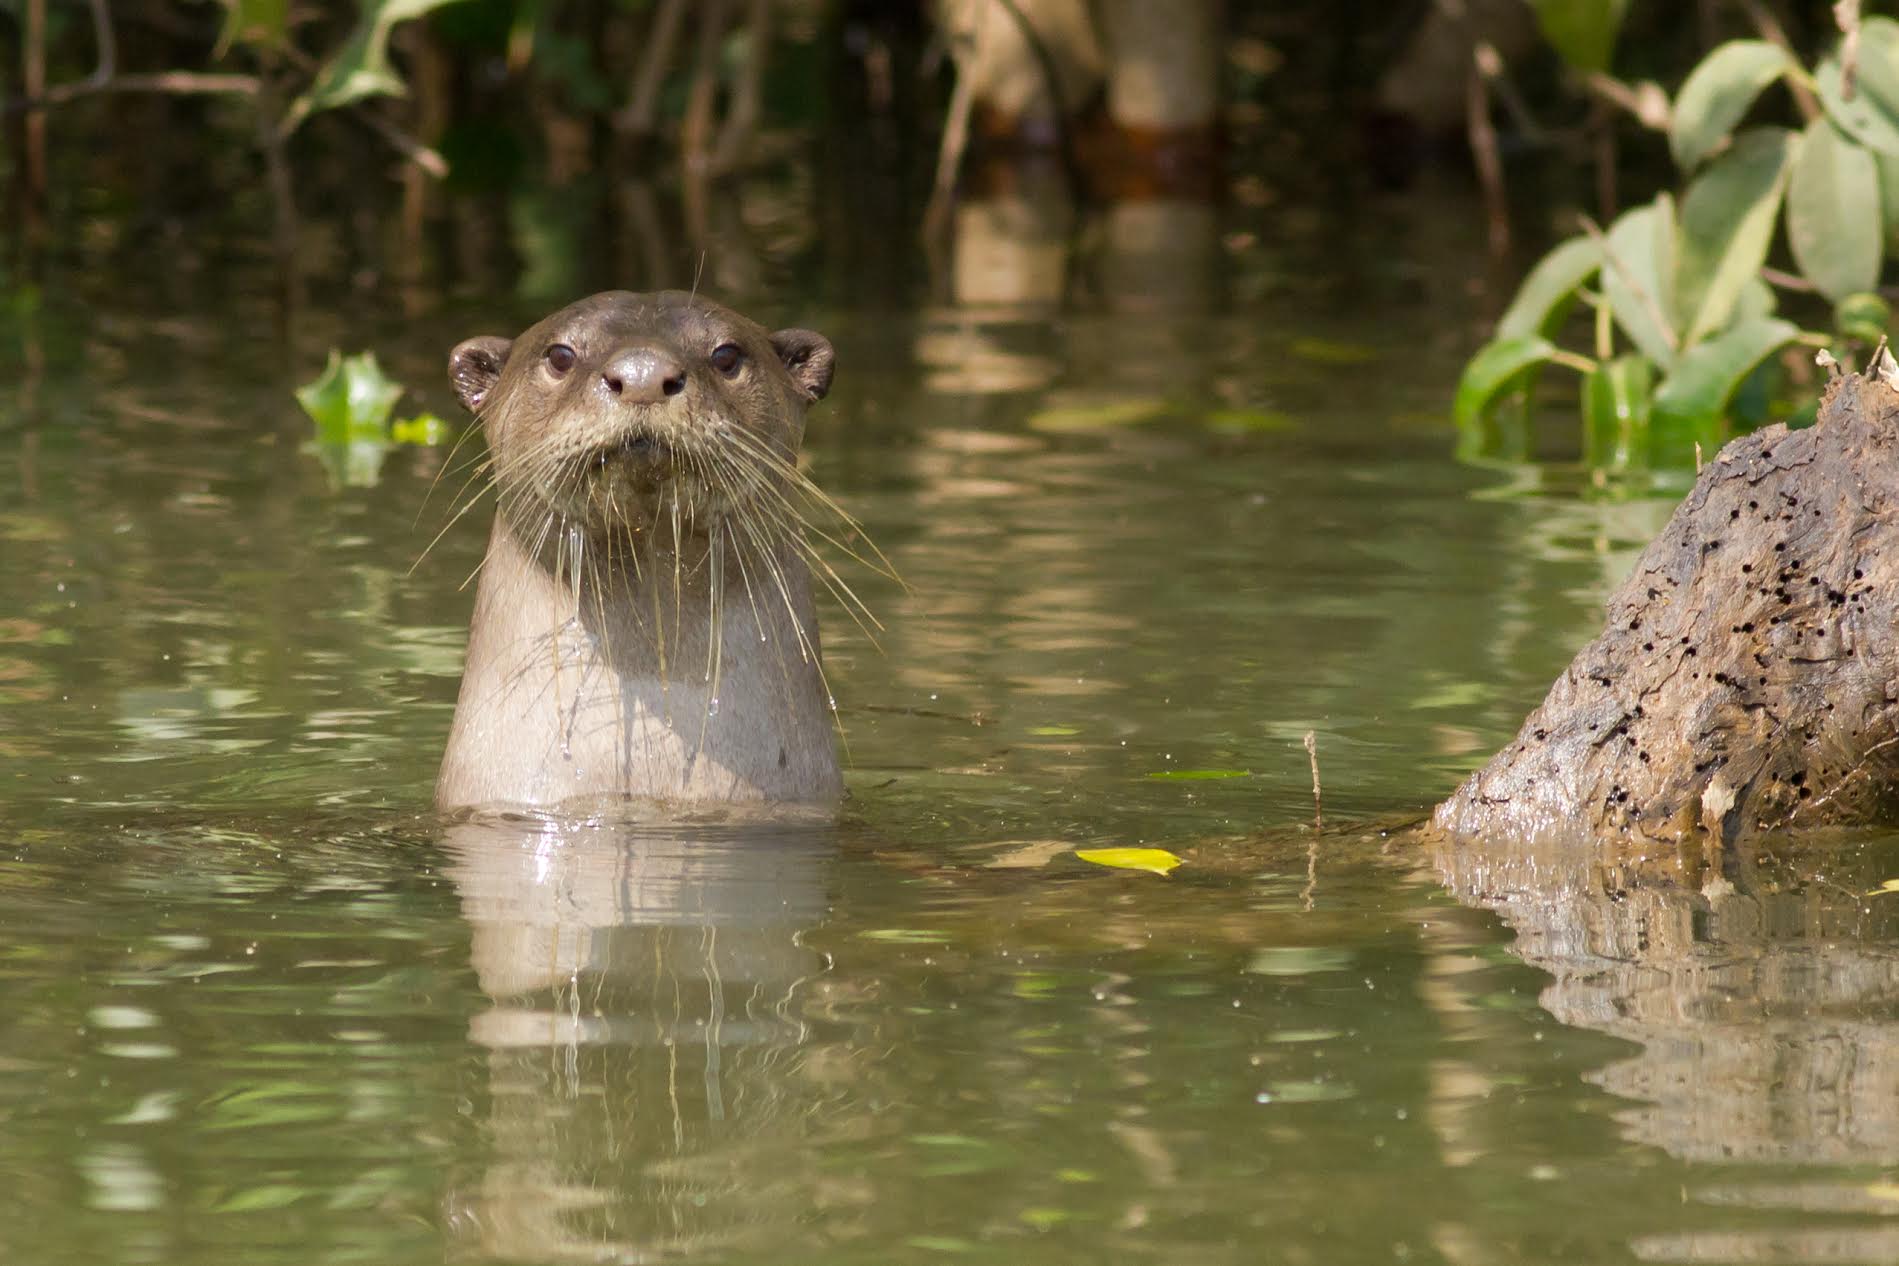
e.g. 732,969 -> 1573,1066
600,345 -> 687,403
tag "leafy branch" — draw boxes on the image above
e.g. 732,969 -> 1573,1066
1459,9 -> 1899,476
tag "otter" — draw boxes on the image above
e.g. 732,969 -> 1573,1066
434,290 -> 853,818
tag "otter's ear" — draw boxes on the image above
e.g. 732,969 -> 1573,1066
448,336 -> 512,413
770,328 -> 835,403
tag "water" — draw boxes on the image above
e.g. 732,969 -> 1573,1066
5,197 -> 1897,1264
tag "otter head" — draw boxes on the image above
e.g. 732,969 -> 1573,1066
447,290 -> 834,544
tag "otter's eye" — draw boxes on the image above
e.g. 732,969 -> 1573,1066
544,344 -> 577,375
709,343 -> 743,376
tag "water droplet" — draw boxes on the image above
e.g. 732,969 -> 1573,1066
707,697 -> 720,717
827,696 -> 837,711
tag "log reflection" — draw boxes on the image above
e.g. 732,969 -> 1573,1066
1435,832 -> 1899,1262
440,817 -> 858,1263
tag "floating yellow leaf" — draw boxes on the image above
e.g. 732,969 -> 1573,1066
1075,847 -> 1183,876
1866,879 -> 1899,897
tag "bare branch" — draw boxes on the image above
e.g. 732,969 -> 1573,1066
1838,0 -> 1864,100
8,72 -> 260,114
1739,0 -> 1822,119
352,106 -> 449,179
1583,72 -> 1670,132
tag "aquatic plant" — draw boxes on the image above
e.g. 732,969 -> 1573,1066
1459,10 -> 1899,474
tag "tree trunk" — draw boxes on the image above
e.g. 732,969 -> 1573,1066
1097,0 -> 1223,133
937,0 -> 1104,139
1435,365 -> 1899,848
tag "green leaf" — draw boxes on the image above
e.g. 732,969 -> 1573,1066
1246,946 -> 1354,976
1454,336 -> 1558,428
1734,276 -> 1778,323
1670,40 -> 1797,171
1145,769 -> 1252,780
1653,317 -> 1799,428
1818,57 -> 1899,156
213,1184 -> 308,1213
215,0 -> 289,56
1019,1208 -> 1078,1230
296,350 -> 408,489
1817,20 -> 1899,160
1495,235 -> 1600,341
1410,679 -> 1496,710
1878,154 -> 1899,252
295,350 -> 404,443
1601,197 -> 1680,367
286,0 -> 473,130
1074,848 -> 1183,876
1581,354 -> 1654,471
1527,0 -> 1630,72
1027,397 -> 1170,433
1787,118 -> 1883,302
389,412 -> 451,445
1837,292 -> 1891,344
908,1237 -> 980,1254
1677,128 -> 1794,346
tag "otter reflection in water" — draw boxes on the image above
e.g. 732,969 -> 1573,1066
436,291 -> 886,817
441,817 -> 865,1260
1435,834 -> 1899,1262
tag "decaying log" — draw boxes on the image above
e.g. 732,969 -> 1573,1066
1436,364 -> 1899,846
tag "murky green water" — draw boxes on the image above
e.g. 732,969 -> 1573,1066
7,210 -> 1899,1264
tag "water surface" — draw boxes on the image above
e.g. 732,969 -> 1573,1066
3,203 -> 1894,1264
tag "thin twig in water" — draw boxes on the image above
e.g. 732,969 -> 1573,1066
1304,730 -> 1323,830
1302,729 -> 1322,910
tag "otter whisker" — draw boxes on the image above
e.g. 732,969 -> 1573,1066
718,427 -> 900,577
410,478 -> 498,579
414,410 -> 496,527
725,507 -> 817,668
698,447 -> 884,644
